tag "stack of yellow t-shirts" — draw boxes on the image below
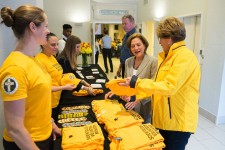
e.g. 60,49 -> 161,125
61,122 -> 104,150
91,99 -> 125,124
105,79 -> 139,96
104,110 -> 144,133
109,124 -> 165,150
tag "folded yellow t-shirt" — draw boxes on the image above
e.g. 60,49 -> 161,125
105,79 -> 139,96
104,110 -> 144,132
91,100 -> 125,124
62,122 -> 104,150
109,124 -> 165,150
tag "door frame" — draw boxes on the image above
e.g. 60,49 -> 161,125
153,12 -> 204,64
176,12 -> 204,64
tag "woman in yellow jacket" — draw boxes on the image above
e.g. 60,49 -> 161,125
119,17 -> 201,150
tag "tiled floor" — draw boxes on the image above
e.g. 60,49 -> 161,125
97,53 -> 225,150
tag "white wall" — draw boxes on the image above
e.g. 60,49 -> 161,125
43,0 -> 91,63
201,0 -> 225,124
43,0 -> 91,43
137,0 -> 225,124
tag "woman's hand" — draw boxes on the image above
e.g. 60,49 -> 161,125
52,121 -> 61,141
105,91 -> 114,99
125,101 -> 140,110
120,95 -> 131,102
81,80 -> 91,87
64,84 -> 76,91
119,77 -> 131,86
86,87 -> 96,96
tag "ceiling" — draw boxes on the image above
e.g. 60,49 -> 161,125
91,0 -> 137,4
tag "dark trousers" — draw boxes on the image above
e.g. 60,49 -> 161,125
3,134 -> 53,150
121,63 -> 125,78
95,51 -> 99,64
102,48 -> 113,72
52,106 -> 59,122
159,129 -> 191,150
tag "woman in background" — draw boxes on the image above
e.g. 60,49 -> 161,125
57,35 -> 95,95
0,5 -> 60,150
123,33 -> 157,123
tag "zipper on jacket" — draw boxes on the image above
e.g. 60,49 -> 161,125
152,56 -> 167,124
168,97 -> 172,119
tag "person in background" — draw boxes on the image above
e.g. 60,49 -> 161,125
118,17 -> 201,150
58,24 -> 72,55
35,32 -> 76,122
57,35 -> 95,95
0,5 -> 60,150
102,29 -> 113,73
105,33 -> 158,123
117,14 -> 138,78
95,37 -> 100,64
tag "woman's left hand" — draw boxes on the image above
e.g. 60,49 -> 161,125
120,95 -> 131,102
64,84 -> 76,91
125,101 -> 140,110
119,77 -> 131,86
82,80 -> 91,87
52,121 -> 61,141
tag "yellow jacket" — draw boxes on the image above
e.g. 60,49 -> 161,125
132,41 -> 201,133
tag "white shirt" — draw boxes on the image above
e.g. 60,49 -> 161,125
95,41 -> 100,55
102,35 -> 112,49
58,35 -> 67,54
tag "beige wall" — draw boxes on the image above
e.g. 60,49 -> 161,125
142,21 -> 154,56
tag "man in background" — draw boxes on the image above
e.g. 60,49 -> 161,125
58,24 -> 72,55
102,30 -> 113,73
117,14 -> 137,78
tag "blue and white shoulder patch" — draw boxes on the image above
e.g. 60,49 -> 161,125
1,77 -> 18,95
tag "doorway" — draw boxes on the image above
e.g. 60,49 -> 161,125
93,23 -> 125,63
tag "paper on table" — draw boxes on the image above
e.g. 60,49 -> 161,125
96,79 -> 106,83
91,68 -> 98,71
76,71 -> 84,79
93,71 -> 99,74
91,84 -> 102,88
77,67 -> 83,70
86,76 -> 95,79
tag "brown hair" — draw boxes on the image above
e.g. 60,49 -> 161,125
57,35 -> 81,70
127,33 -> 149,53
156,17 -> 186,42
1,5 -> 45,39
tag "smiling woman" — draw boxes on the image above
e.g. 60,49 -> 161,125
36,32 -> 77,123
